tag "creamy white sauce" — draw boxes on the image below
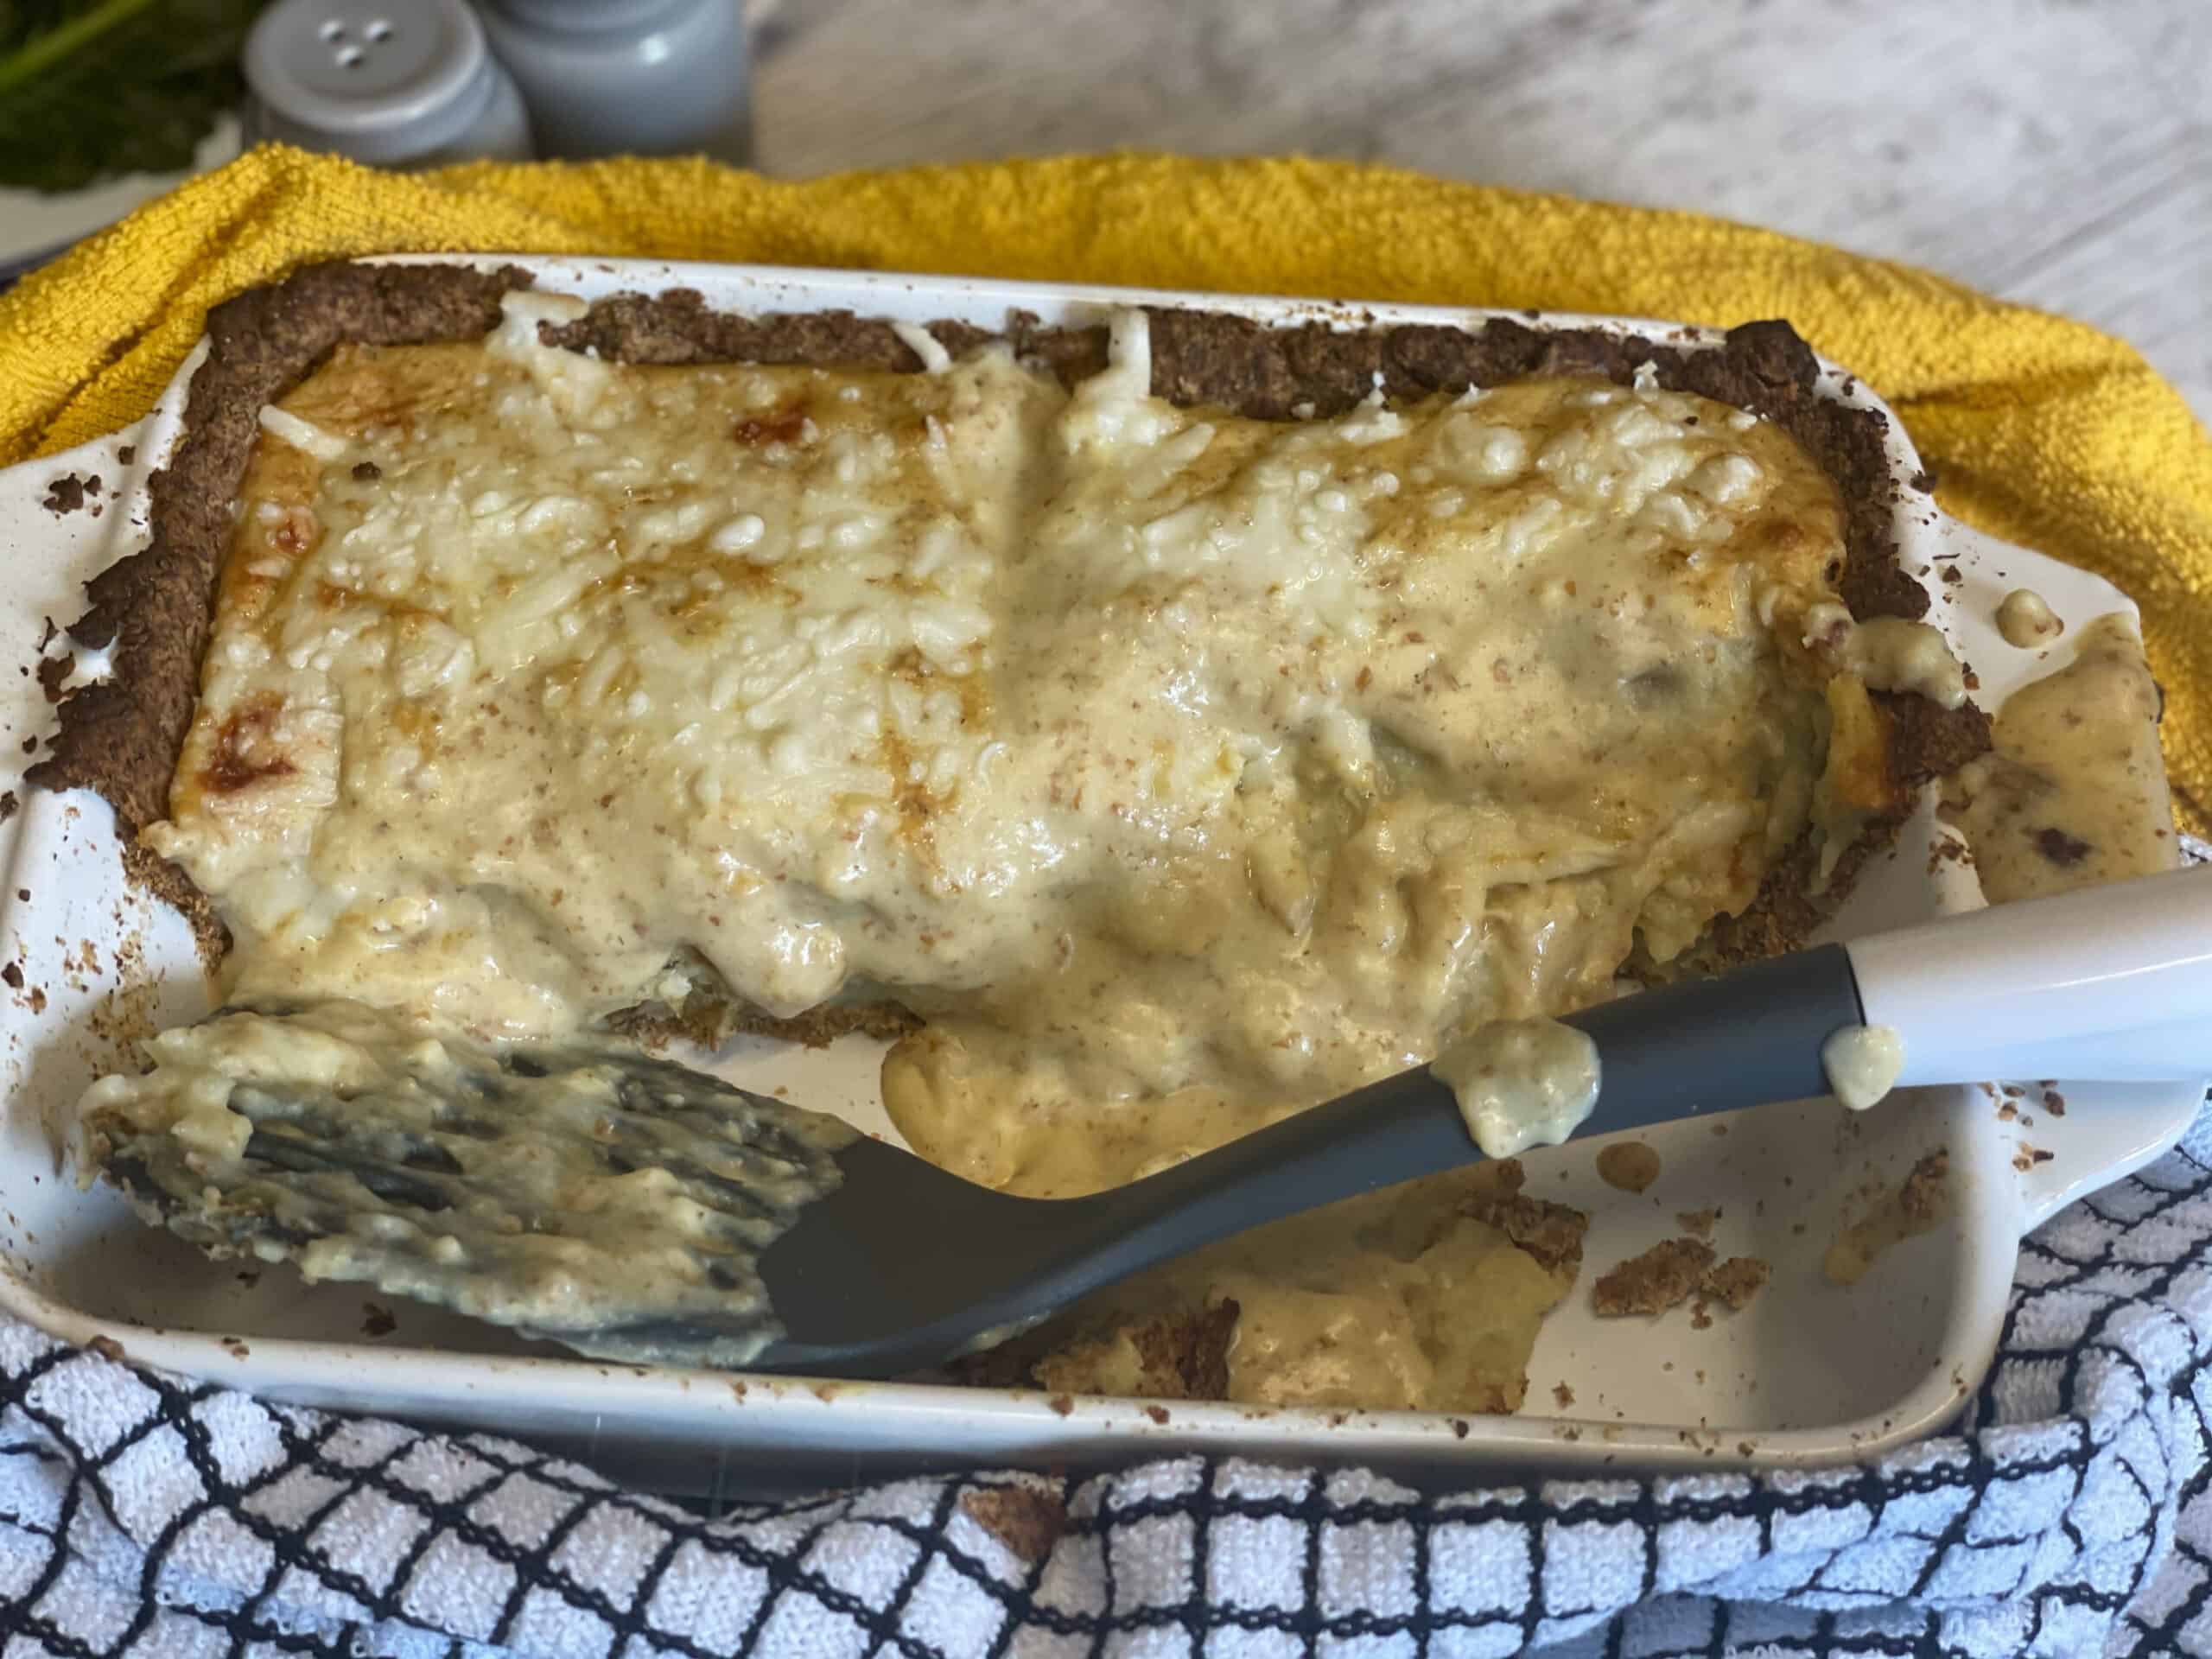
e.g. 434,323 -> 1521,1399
1821,1023 -> 1905,1111
1432,1018 -> 1602,1158
1995,588 -> 2063,649
1941,613 -> 2176,904
1845,616 -> 1967,710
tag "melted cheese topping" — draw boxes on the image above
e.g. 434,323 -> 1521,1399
143,294 -> 1878,1412
1995,588 -> 2063,649
1433,1018 -> 1601,1158
1820,1023 -> 1905,1111
1940,612 -> 2177,903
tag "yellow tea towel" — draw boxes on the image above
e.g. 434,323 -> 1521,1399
2,147 -> 2207,830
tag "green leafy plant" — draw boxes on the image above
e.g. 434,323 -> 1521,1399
0,0 -> 269,193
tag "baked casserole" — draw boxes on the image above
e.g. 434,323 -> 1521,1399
39,264 -> 1989,1414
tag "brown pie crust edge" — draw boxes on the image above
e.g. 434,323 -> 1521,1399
30,259 -> 1988,1015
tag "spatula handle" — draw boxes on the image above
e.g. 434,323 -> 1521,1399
1107,944 -> 1865,1261
1069,871 -> 2212,1316
1849,865 -> 2212,1085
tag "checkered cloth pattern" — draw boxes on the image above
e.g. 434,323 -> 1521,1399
1,1089 -> 2208,1659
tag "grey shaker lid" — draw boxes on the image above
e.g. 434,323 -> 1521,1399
488,0 -> 683,29
245,0 -> 516,163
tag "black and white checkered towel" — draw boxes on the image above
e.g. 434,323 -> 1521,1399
2,1085 -> 2209,1658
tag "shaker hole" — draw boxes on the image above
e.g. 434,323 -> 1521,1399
337,45 -> 365,67
366,18 -> 391,39
320,19 -> 346,39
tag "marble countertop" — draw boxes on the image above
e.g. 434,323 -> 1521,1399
750,0 -> 2211,427
7,0 -> 2204,428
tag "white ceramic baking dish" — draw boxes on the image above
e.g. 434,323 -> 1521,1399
0,257 -> 2196,1496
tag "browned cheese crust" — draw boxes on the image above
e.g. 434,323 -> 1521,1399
35,261 -> 1988,1009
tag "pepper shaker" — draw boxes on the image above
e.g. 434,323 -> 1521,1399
478,0 -> 753,164
243,0 -> 535,167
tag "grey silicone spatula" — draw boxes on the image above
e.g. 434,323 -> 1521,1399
94,868 -> 2212,1378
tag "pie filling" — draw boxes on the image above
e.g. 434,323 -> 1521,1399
1941,613 -> 2174,903
125,292 -> 1920,1410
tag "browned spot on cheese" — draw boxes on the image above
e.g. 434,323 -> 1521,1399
2034,826 -> 2091,867
204,697 -> 296,793
733,399 -> 809,446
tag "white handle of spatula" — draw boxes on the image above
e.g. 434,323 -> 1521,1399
1847,866 -> 2212,1085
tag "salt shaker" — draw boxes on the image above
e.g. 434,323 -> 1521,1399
243,0 -> 534,168
478,0 -> 752,164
